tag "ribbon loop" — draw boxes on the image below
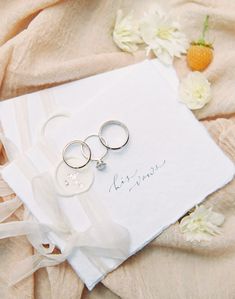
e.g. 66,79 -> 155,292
0,197 -> 22,223
0,164 -> 130,285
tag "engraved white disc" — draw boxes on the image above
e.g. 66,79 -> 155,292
54,159 -> 94,197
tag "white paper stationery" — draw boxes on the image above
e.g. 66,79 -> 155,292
1,60 -> 234,290
0,59 -> 178,155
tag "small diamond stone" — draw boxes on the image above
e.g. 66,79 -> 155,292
96,160 -> 106,171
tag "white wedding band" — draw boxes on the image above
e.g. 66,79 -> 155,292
98,120 -> 129,150
62,140 -> 91,169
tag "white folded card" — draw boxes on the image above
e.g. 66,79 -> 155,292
0,59 -> 178,155
1,60 -> 234,290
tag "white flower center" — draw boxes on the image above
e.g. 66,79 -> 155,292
156,27 -> 173,40
193,86 -> 205,100
117,27 -> 130,36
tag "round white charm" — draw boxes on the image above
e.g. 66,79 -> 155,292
54,159 -> 94,197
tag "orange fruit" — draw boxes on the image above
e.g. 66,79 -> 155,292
187,44 -> 213,71
186,15 -> 214,71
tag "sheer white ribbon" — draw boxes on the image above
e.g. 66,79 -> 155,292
0,175 -> 13,197
0,196 -> 22,223
0,130 -> 22,222
0,132 -> 19,163
0,101 -> 130,285
0,165 -> 130,285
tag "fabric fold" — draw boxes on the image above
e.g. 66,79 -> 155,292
0,197 -> 22,223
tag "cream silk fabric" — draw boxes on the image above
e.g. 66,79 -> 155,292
0,1 -> 235,298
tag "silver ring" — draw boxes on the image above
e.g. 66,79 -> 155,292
82,134 -> 108,171
62,140 -> 91,169
82,134 -> 108,162
98,120 -> 129,150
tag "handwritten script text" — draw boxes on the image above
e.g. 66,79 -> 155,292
109,160 -> 166,193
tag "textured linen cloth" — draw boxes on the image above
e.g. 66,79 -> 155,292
0,0 -> 235,298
